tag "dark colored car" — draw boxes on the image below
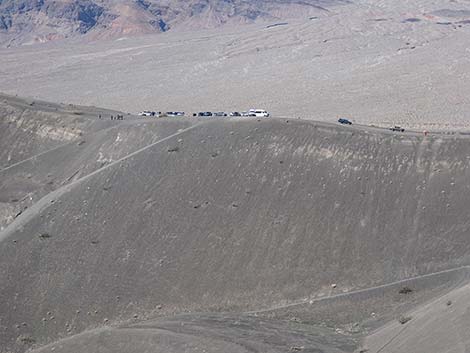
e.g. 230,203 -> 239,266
167,111 -> 185,117
338,118 -> 352,125
198,112 -> 213,117
214,112 -> 227,117
229,112 -> 241,117
390,126 -> 405,132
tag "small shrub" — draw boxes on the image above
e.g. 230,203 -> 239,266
17,334 -> 35,345
399,286 -> 413,294
398,316 -> 412,324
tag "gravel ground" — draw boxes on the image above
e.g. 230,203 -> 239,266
2,0 -> 470,130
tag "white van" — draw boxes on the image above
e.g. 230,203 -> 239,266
249,109 -> 270,118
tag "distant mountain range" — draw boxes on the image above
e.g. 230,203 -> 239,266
0,0 -> 347,46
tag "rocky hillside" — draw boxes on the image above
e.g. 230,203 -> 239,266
0,0 -> 346,46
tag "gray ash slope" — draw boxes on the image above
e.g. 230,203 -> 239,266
2,96 -> 470,352
0,93 -> 195,230
0,95 -> 106,168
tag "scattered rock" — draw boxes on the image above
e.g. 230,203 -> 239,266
345,322 -> 361,334
38,233 -> 51,239
290,346 -> 304,351
331,283 -> 337,289
446,300 -> 452,306
167,146 -> 179,152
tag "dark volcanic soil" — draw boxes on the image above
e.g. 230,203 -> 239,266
1,95 -> 470,352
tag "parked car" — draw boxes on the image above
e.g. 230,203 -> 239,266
167,111 -> 185,117
249,109 -> 270,117
138,111 -> 155,116
338,118 -> 352,125
241,111 -> 251,117
214,112 -> 227,117
198,112 -> 213,117
229,112 -> 242,117
390,126 -> 405,132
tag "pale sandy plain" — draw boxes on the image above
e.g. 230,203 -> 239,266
2,0 -> 470,130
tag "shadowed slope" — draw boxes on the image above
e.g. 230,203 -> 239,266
2,118 -> 470,351
0,93 -> 121,168
0,94 -> 197,229
0,118 -> 196,229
